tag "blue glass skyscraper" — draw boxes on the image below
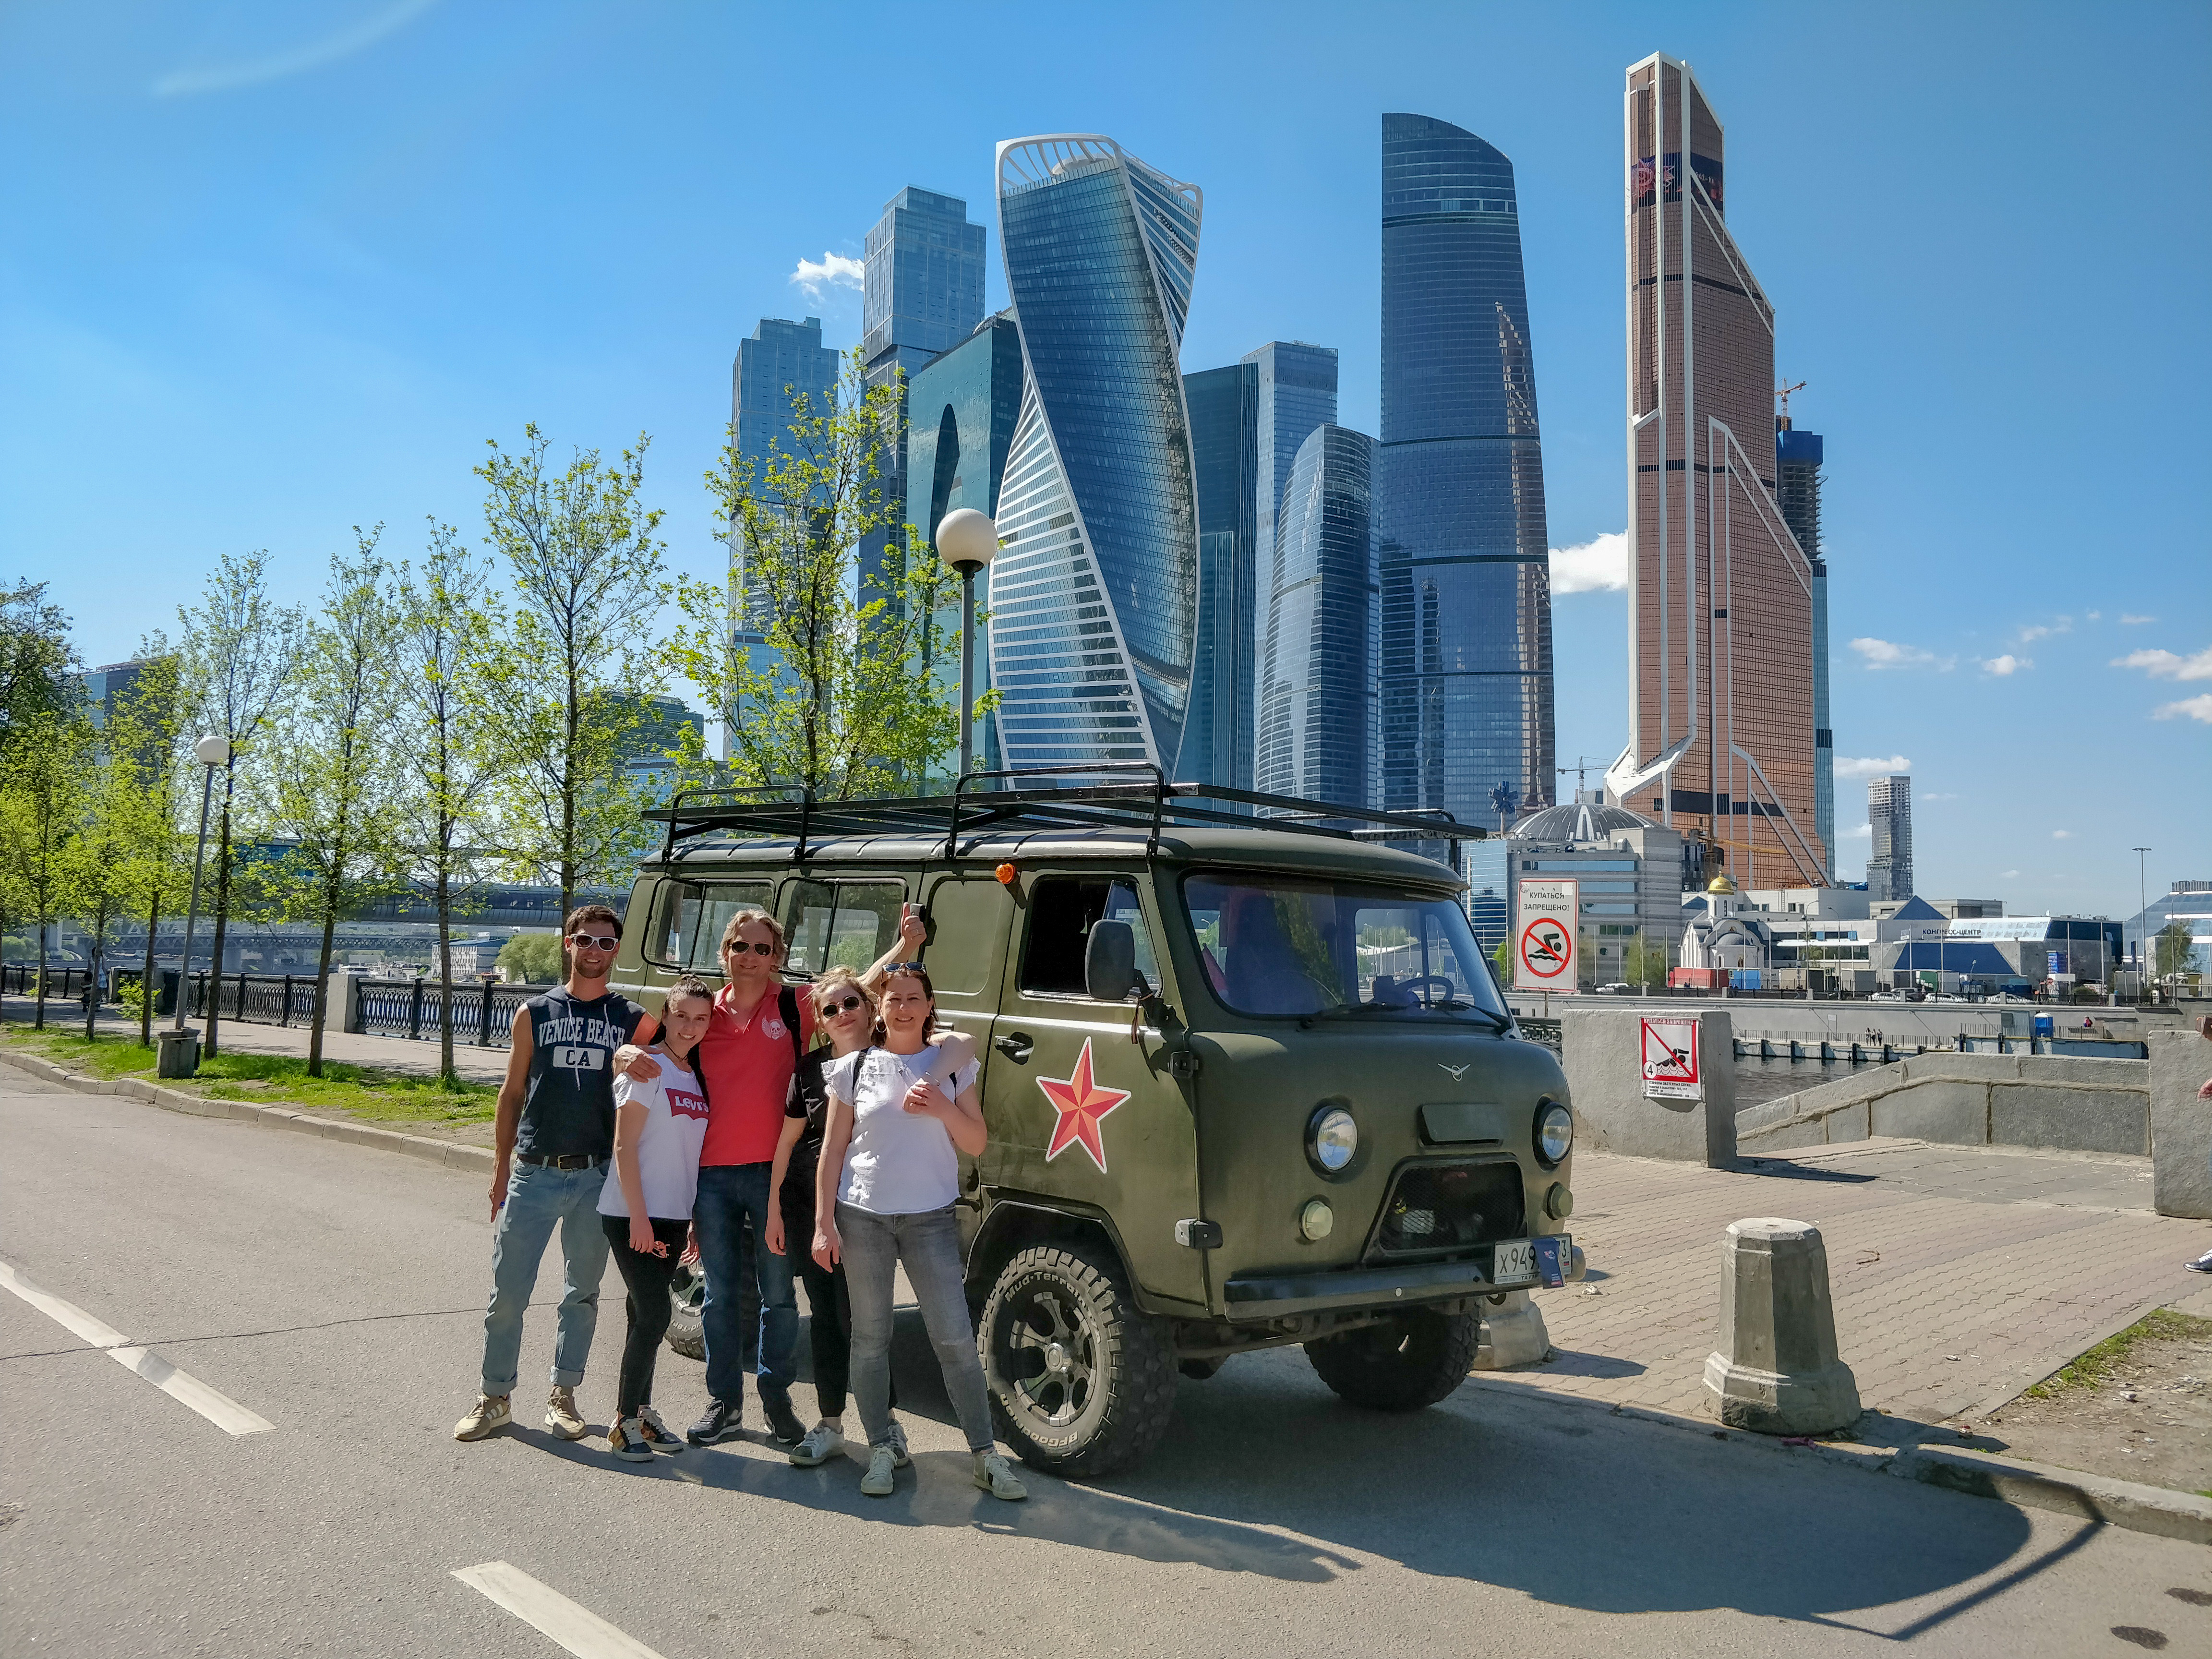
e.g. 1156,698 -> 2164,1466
1378,114 -> 1556,826
1258,425 -> 1375,811
993,135 -> 1202,773
730,317 -> 841,701
905,313 -> 1026,775
1181,361 -> 1258,790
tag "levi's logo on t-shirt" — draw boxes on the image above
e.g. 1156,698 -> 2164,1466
666,1083 -> 708,1122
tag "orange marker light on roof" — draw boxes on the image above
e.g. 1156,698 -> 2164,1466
995,863 -> 1019,887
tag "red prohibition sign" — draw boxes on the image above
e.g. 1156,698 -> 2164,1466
1519,916 -> 1571,979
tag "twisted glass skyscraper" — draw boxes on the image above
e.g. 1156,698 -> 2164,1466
1378,113 -> 1555,826
992,135 -> 1202,772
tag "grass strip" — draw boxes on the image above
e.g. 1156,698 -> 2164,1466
2024,1308 -> 2212,1399
0,1026 -> 497,1126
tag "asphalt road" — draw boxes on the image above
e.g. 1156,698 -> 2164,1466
4,1073 -> 2210,1659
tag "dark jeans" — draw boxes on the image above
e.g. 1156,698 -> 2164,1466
787,1197 -> 889,1421
600,1215 -> 691,1418
695,1163 -> 797,1410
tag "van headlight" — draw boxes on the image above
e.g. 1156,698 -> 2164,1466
1308,1105 -> 1358,1174
1534,1100 -> 1574,1166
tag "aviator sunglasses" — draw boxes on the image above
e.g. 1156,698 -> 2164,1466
723,939 -> 777,958
817,993 -> 867,1017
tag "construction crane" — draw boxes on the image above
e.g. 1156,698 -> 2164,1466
1776,379 -> 1806,426
1556,756 -> 1608,799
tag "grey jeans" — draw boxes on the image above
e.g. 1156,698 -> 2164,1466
836,1201 -> 995,1454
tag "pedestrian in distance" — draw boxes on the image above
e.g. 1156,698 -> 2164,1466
614,908 -> 924,1450
2182,1014 -> 2212,1274
814,963 -> 1028,1502
600,975 -> 717,1461
456,906 -> 654,1443
767,965 -> 977,1469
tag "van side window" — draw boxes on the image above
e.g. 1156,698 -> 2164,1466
649,880 -> 772,971
785,881 -> 906,976
1019,877 -> 1155,998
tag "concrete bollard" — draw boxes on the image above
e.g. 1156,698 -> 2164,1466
1472,1290 -> 1551,1370
1703,1217 -> 1861,1434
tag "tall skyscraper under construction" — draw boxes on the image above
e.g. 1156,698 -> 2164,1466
1605,56 -> 1829,889
1378,114 -> 1556,830
1775,398 -> 1833,878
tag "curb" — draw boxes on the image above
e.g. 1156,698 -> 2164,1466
0,1044 -> 495,1177
1460,1376 -> 2212,1548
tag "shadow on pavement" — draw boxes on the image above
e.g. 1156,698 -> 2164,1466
1736,1157 -> 1879,1184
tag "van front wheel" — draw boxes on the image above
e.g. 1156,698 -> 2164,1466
980,1242 -> 1177,1476
1304,1306 -> 1481,1411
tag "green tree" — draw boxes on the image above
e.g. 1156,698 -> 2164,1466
477,426 -> 667,972
178,551 -> 306,1057
671,350 -> 961,799
0,581 -> 79,771
1491,936 -> 1513,984
0,708 -> 95,1029
106,656 -> 189,1046
498,931 -> 563,985
2155,918 -> 2195,981
394,522 -> 508,1086
258,533 -> 402,1076
1621,932 -> 1673,993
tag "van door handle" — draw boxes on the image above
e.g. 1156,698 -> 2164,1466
995,1033 -> 1034,1062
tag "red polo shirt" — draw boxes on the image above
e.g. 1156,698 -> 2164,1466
697,983 -> 816,1167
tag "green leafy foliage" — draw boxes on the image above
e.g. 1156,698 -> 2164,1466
498,932 -> 563,985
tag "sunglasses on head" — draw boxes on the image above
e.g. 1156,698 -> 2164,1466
817,993 -> 866,1017
724,939 -> 776,958
569,933 -> 620,951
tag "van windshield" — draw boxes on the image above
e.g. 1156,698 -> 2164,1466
1181,872 -> 1511,1024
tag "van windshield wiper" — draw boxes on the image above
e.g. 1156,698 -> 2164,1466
1320,999 -> 1515,1033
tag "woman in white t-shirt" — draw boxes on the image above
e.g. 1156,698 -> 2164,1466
813,964 -> 1027,1502
598,976 -> 715,1462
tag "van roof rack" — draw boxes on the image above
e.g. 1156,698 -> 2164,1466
645,763 -> 1479,866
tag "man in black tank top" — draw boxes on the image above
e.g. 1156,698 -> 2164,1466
454,905 -> 653,1443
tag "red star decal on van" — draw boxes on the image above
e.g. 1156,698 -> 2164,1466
1037,1038 -> 1130,1174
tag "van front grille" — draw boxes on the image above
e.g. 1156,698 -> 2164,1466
1369,1160 -> 1526,1260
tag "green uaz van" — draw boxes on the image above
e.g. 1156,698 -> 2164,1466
614,771 -> 1581,1476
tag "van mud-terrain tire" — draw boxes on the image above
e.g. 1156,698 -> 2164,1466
980,1242 -> 1177,1477
1303,1306 -> 1481,1412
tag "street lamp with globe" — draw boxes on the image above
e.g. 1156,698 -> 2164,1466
934,508 -> 998,781
159,733 -> 232,1077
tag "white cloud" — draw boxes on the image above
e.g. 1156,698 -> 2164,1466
2120,614 -> 2156,625
789,251 -> 864,304
2052,830 -> 2074,840
2112,645 -> 2212,681
1549,531 -> 1627,594
2017,616 -> 2071,644
1979,654 -> 2030,676
153,0 -> 438,95
1849,637 -> 1952,671
1833,754 -> 1911,780
1921,791 -> 1962,801
2153,693 -> 2212,724
2087,611 -> 2102,621
1845,823 -> 1872,839
2000,870 -> 2020,879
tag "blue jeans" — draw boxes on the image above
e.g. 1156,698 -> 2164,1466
480,1160 -> 610,1396
695,1163 -> 797,1410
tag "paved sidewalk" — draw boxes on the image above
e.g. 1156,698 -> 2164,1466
0,997 -> 510,1085
1500,1139 -> 2212,1429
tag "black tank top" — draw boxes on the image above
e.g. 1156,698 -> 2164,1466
518,986 -> 644,1160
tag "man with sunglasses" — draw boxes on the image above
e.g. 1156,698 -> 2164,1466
456,905 -> 654,1443
618,906 -> 925,1448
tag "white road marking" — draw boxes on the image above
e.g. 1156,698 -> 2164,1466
453,1562 -> 670,1659
0,1258 -> 275,1436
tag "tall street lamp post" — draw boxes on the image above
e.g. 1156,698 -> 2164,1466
159,733 -> 232,1078
2132,845 -> 2152,1003
934,508 -> 998,782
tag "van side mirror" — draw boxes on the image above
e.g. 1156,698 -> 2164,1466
1084,919 -> 1142,1003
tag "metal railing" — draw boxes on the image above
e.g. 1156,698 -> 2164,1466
354,976 -> 543,1048
185,971 -> 318,1026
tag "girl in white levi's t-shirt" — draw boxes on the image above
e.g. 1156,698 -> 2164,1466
597,978 -> 714,1461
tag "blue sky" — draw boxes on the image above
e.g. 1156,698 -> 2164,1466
5,1 -> 2206,920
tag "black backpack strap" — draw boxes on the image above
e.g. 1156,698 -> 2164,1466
780,985 -> 803,1065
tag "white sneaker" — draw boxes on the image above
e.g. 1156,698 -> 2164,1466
886,1416 -> 911,1468
544,1386 -> 588,1440
454,1394 -> 510,1442
973,1450 -> 1028,1502
788,1421 -> 843,1467
607,1417 -> 654,1463
860,1443 -> 898,1497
